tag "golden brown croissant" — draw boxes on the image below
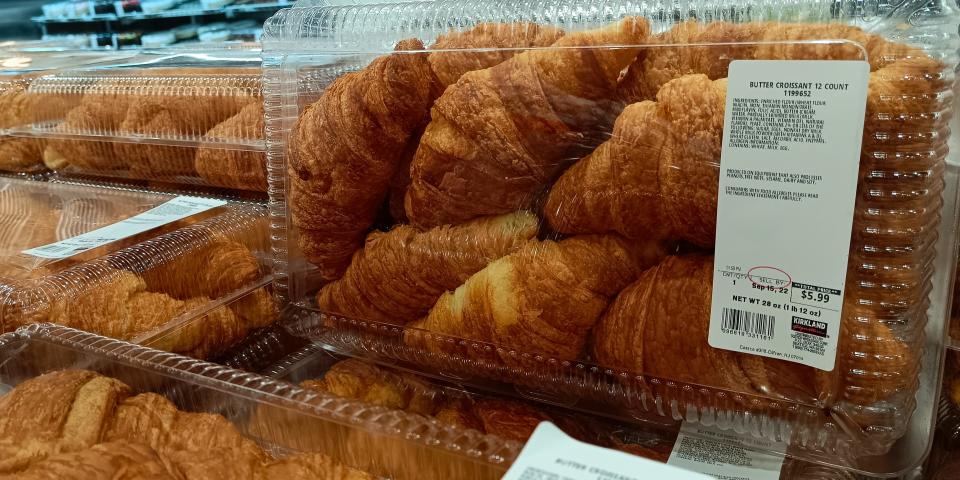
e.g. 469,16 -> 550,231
0,370 -> 129,473
0,81 -> 43,173
405,18 -> 651,228
138,296 -> 262,359
289,38 -> 435,281
194,101 -> 267,192
385,128 -> 422,224
0,136 -> 43,173
0,371 -> 376,479
139,232 -> 263,300
619,21 -> 925,103
592,254 -> 756,394
471,398 -> 550,443
863,54 -> 946,150
409,235 -> 659,361
548,74 -> 725,247
3,442 -> 182,480
556,48 -> 944,247
36,271 -> 252,359
39,272 -> 159,335
618,21 -> 762,102
114,107 -> 211,180
820,299 -> 916,407
428,23 -> 566,89
316,212 -> 538,326
592,254 -> 914,408
751,23 -> 921,70
104,392 -> 268,462
300,359 -> 442,415
543,101 -> 670,240
433,402 -> 485,433
298,359 -> 560,442
383,23 -> 565,222
43,90 -> 133,172
111,73 -> 254,181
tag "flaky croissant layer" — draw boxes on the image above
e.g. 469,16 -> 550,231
0,370 -> 374,480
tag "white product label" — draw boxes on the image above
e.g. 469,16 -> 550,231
708,60 -> 869,371
502,422 -> 710,480
23,196 -> 227,259
667,423 -> 787,480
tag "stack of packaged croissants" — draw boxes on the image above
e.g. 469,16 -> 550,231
290,16 -> 945,415
0,12 -> 948,480
0,67 -> 267,191
0,357 -> 862,479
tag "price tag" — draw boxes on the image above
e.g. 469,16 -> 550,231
502,422 -> 710,480
709,60 -> 870,371
23,196 -> 227,260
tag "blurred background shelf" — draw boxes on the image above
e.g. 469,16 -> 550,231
0,0 -> 288,49
32,1 -> 289,25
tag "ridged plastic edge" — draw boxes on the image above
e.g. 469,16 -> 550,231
0,323 -> 523,466
259,341 -> 326,378
262,0 -> 956,52
48,175 -> 269,203
214,322 -> 309,372
264,53 -> 295,303
0,182 -> 268,332
8,69 -> 265,151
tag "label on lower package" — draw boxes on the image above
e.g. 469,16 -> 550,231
501,422 -> 710,480
708,60 -> 869,371
667,423 -> 787,480
23,196 -> 227,259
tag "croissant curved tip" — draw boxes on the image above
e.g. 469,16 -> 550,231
395,38 -> 426,51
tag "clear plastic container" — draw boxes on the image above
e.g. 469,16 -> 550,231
0,75 -> 47,174
6,52 -> 267,193
262,0 -> 960,472
262,344 -> 909,480
0,324 -> 515,480
217,322 -> 312,372
0,51 -> 136,175
0,177 -> 275,359
263,344 -> 669,446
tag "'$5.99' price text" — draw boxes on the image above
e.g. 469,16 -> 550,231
800,290 -> 830,303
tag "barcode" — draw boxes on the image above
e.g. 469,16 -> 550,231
23,241 -> 89,259
721,308 -> 775,340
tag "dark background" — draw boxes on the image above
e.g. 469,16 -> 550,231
0,0 -> 43,39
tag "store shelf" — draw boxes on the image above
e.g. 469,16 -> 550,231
32,1 -> 289,24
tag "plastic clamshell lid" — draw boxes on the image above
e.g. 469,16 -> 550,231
6,52 -> 267,191
0,178 -> 190,280
262,0 -> 960,51
0,178 -> 273,359
0,323 -> 519,480
274,346 -> 885,480
262,0 -> 959,474
0,51 -> 143,174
